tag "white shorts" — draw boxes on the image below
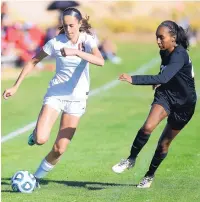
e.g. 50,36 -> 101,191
43,97 -> 87,117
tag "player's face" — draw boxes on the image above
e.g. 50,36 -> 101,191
156,26 -> 176,52
62,15 -> 81,39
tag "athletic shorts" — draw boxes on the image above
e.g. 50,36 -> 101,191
167,104 -> 196,130
43,96 -> 86,117
152,94 -> 196,130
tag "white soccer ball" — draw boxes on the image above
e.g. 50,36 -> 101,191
11,170 -> 36,193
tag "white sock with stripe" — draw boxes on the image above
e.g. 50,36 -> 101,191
34,158 -> 54,179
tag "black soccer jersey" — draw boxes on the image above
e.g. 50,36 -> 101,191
132,45 -> 197,107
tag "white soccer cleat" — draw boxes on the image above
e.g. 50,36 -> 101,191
137,175 -> 154,188
112,159 -> 135,174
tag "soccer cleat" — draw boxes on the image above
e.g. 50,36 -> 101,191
112,158 -> 135,174
34,177 -> 41,189
28,133 -> 35,146
35,181 -> 41,189
137,175 -> 154,188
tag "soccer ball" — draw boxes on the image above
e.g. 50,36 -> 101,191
11,170 -> 36,193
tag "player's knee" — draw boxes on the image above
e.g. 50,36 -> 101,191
34,132 -> 49,145
142,123 -> 154,134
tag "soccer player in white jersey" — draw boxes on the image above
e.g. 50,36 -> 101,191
3,7 -> 104,188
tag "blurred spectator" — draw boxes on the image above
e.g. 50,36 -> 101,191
98,38 -> 122,65
23,22 -> 45,53
1,2 -> 19,66
44,26 -> 57,43
1,1 -> 8,22
3,21 -> 45,66
1,1 -> 46,68
1,2 -> 45,68
1,1 -> 122,68
91,29 -> 122,65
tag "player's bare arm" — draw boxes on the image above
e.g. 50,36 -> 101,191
3,50 -> 48,100
60,47 -> 104,66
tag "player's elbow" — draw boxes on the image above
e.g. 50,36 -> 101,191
98,58 -> 105,66
31,58 -> 40,66
101,59 -> 105,66
160,76 -> 170,84
160,80 -> 168,84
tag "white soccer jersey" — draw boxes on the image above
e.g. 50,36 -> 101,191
43,32 -> 97,100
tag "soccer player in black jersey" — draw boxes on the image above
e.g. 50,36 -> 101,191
112,20 -> 197,188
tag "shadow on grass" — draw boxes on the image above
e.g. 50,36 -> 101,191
1,177 -> 137,192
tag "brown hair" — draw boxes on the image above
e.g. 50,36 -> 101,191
58,7 -> 92,35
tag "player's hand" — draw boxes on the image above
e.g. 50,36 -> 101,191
3,86 -> 18,100
118,73 -> 132,84
60,48 -> 78,57
152,84 -> 161,90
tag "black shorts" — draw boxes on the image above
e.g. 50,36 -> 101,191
152,94 -> 196,130
167,105 -> 196,130
152,91 -> 171,115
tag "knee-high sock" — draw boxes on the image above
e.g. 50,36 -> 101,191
146,150 -> 168,176
34,158 -> 54,179
128,129 -> 150,160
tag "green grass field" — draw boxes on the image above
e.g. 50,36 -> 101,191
1,43 -> 200,202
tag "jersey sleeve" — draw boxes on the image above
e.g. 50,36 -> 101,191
85,34 -> 98,50
42,38 -> 55,56
132,50 -> 185,85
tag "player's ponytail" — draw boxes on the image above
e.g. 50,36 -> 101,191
160,20 -> 189,50
58,7 -> 92,35
176,25 -> 189,50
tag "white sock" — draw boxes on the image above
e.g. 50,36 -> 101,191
34,158 -> 54,179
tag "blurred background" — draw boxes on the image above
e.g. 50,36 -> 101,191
1,1 -> 200,201
1,1 -> 200,72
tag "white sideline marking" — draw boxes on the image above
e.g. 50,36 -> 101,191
1,58 -> 159,143
1,122 -> 37,143
89,58 -> 159,96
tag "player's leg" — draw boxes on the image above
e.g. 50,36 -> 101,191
46,113 -> 80,165
33,113 -> 80,183
137,123 -> 181,188
129,103 -> 169,159
28,97 -> 61,146
34,100 -> 86,182
137,104 -> 196,188
112,104 -> 168,173
146,104 -> 196,178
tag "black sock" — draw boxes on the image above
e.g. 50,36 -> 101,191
146,151 -> 168,176
128,129 -> 150,160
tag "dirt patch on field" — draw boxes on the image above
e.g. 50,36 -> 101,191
1,64 -> 55,81
1,67 -> 37,81
2,67 -> 22,81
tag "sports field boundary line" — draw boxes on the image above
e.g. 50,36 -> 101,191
1,57 -> 159,143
